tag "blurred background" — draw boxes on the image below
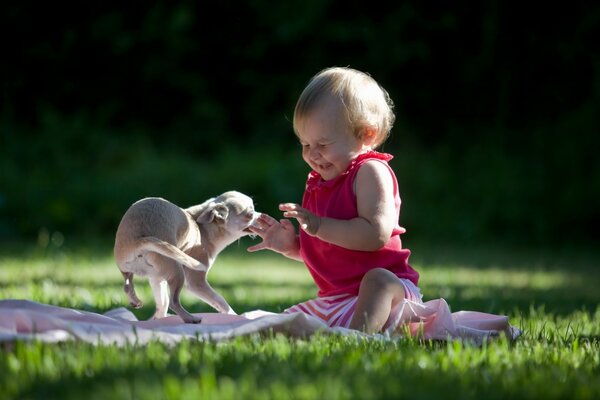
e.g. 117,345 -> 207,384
1,1 -> 598,249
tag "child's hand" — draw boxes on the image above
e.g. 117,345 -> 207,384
247,213 -> 299,257
279,203 -> 321,236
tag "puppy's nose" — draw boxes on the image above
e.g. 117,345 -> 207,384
248,211 -> 260,225
242,210 -> 257,224
243,212 -> 260,235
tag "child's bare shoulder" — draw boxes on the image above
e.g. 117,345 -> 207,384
356,159 -> 393,180
354,160 -> 394,194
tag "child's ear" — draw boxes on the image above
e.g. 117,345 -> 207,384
360,126 -> 378,145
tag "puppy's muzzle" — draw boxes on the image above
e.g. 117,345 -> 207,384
245,212 -> 261,238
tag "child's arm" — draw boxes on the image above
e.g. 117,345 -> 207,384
247,213 -> 303,261
281,161 -> 397,251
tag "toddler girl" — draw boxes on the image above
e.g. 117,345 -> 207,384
248,66 -> 421,333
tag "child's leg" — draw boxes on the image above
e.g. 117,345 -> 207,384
349,268 -> 406,333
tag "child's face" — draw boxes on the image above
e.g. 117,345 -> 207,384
296,96 -> 367,181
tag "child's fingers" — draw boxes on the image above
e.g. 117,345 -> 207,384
250,214 -> 279,234
283,209 -> 309,224
280,204 -> 312,224
282,210 -> 298,219
279,203 -> 302,211
248,226 -> 265,237
247,242 -> 267,252
258,213 -> 279,225
252,213 -> 278,230
280,219 -> 294,230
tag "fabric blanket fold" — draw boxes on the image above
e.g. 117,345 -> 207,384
0,299 -> 520,346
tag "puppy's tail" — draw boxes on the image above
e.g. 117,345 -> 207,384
137,237 -> 208,271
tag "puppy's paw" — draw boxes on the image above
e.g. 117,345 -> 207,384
151,312 -> 168,320
129,300 -> 143,309
182,315 -> 203,324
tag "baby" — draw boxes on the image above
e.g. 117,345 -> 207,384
248,66 -> 421,333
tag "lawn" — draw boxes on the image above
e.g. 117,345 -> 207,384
1,238 -> 599,399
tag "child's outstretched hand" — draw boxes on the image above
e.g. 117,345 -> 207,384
279,203 -> 321,236
247,213 -> 299,257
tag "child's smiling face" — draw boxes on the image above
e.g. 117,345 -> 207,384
296,96 -> 368,181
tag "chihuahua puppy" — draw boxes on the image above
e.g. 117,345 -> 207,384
114,191 -> 258,323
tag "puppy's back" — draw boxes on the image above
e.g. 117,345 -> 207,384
114,197 -> 189,261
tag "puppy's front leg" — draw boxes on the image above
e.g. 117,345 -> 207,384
184,269 -> 237,315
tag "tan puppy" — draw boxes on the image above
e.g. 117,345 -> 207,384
114,191 -> 258,323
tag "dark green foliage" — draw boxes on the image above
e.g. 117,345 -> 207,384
1,2 -> 598,245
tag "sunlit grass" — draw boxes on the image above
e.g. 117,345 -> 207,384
1,240 -> 599,399
423,266 -> 572,289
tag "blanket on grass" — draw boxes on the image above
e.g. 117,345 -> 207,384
0,299 -> 521,346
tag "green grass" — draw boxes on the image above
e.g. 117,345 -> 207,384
1,238 -> 599,399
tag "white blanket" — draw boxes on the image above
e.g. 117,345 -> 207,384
0,299 -> 520,346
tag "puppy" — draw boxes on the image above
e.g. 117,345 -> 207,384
114,191 -> 258,323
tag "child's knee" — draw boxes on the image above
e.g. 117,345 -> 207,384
361,268 -> 404,294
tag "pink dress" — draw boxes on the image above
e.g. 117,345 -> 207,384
285,151 -> 422,328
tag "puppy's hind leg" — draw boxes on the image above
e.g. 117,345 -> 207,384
145,252 -> 202,324
149,277 -> 169,319
122,271 -> 143,309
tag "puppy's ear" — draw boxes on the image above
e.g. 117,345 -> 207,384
211,204 -> 229,224
196,203 -> 229,224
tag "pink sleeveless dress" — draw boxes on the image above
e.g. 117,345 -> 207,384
285,151 -> 422,329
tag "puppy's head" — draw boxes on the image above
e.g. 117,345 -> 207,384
196,191 -> 259,238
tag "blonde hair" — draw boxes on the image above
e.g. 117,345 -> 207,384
293,67 -> 396,148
